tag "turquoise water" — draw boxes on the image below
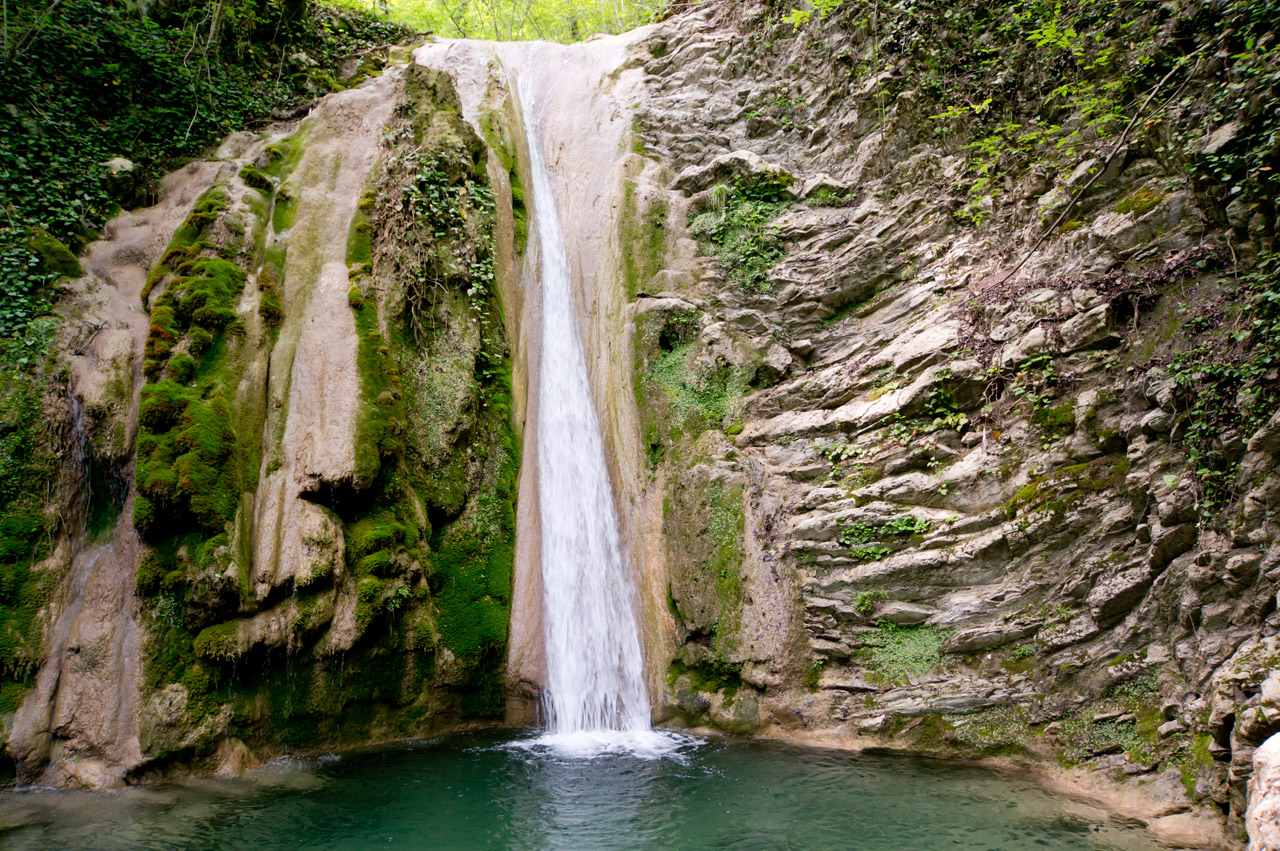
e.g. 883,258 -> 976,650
1,732 -> 1171,850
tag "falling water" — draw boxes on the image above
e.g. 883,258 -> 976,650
520,79 -> 652,745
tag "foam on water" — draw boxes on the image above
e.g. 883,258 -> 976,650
509,728 -> 702,761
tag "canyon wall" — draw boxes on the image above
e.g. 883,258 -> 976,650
611,2 -> 1278,847
4,1 -> 1280,847
4,56 -> 525,787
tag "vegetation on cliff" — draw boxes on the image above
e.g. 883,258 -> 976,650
771,0 -> 1280,477
0,0 -> 406,721
123,61 -> 520,770
0,0 -> 406,337
628,2 -> 1278,830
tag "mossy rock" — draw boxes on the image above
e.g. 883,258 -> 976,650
27,229 -> 83,278
238,164 -> 275,195
193,621 -> 243,661
347,511 -> 407,562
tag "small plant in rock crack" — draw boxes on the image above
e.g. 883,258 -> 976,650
814,437 -> 867,482
803,658 -> 826,690
854,590 -> 888,614
885,413 -> 915,445
839,515 -> 930,549
862,622 -> 951,683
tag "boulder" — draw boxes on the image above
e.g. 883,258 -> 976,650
942,621 -> 1040,654
1000,325 -> 1052,368
1060,304 -> 1119,352
1037,614 -> 1101,652
1087,567 -> 1153,625
1249,733 -> 1280,850
876,601 -> 938,626
670,149 -> 793,194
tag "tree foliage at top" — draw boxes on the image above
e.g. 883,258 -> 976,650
0,0 -> 406,335
332,0 -> 665,43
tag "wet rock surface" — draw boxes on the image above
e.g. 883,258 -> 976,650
621,3 -> 1280,847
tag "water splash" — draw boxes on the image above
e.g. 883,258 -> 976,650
519,77 -> 660,753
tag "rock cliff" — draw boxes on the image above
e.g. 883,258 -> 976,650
5,58 -> 521,787
614,1 -> 1279,846
4,0 -> 1280,847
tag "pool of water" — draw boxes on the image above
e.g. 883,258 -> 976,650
1,731 -> 1175,850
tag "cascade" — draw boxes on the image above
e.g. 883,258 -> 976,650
520,77 -> 651,740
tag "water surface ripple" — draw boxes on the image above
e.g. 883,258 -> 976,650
1,732 -> 1175,850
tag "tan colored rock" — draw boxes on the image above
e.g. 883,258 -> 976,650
215,739 -> 262,777
670,149 -> 792,193
1250,734 -> 1280,850
1060,304 -> 1118,352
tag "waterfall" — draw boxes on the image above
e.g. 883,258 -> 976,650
520,80 -> 651,739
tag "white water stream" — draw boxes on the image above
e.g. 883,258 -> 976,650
520,79 -> 654,749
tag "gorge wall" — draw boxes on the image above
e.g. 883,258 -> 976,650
618,2 -> 1280,847
3,53 -> 524,787
3,0 -> 1280,847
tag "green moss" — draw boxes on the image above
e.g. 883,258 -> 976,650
135,248 -> 265,551
1180,734 -> 1214,798
1113,183 -> 1164,217
510,177 -> 528,252
27,229 -> 83,278
620,187 -> 667,298
431,429 -> 517,660
145,70 -> 520,744
259,286 -> 282,327
346,192 -> 374,266
670,657 -> 742,698
473,107 -> 527,255
238,164 -> 275,195
348,511 -> 407,560
193,621 -> 241,661
1031,401 -> 1075,438
665,473 -> 745,660
350,301 -> 404,488
357,576 -> 385,603
707,480 -> 744,618
358,551 -> 393,575
403,64 -> 477,153
0,681 -> 30,714
272,186 -> 298,232
645,342 -> 742,433
189,326 -> 213,354
142,188 -> 229,301
169,353 -> 197,384
262,133 -> 305,181
1004,482 -> 1042,518
135,379 -> 239,535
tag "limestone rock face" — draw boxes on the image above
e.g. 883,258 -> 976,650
8,57 -> 523,785
7,7 -> 1280,847
1250,735 -> 1280,850
616,2 -> 1279,845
